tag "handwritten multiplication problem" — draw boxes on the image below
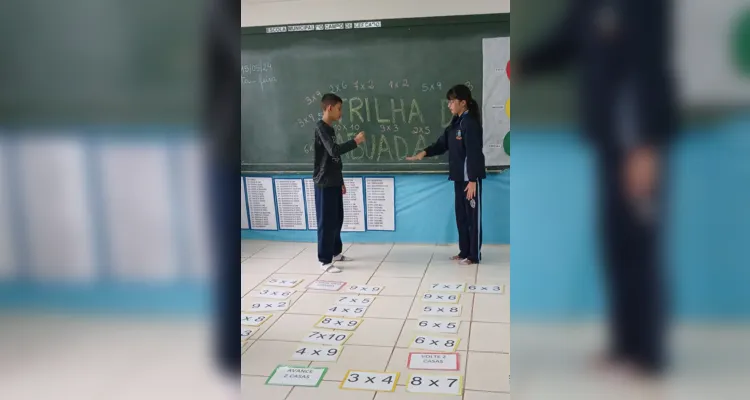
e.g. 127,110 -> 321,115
379,124 -> 401,133
305,91 -> 323,105
411,126 -> 431,135
328,81 -> 348,93
389,79 -> 410,89
296,112 -> 323,128
421,82 -> 443,92
352,80 -> 375,91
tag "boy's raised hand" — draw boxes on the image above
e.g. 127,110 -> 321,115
354,131 -> 366,144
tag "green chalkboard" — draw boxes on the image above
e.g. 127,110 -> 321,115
241,15 -> 509,173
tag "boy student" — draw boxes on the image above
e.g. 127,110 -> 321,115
314,93 -> 366,273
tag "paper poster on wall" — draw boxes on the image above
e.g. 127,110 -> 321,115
245,177 -> 278,230
342,177 -> 365,232
0,139 -> 15,280
178,141 -> 212,279
365,177 -> 395,231
99,143 -> 179,281
241,178 -> 250,230
303,178 -> 318,230
482,37 -> 510,166
17,138 -> 97,282
274,179 -> 306,230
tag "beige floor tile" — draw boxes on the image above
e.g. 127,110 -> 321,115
252,243 -> 306,259
344,243 -> 393,261
241,376 -> 292,400
364,296 -> 413,319
257,314 -> 323,342
241,340 -> 311,376
465,352 -> 510,392
386,347 -> 467,386
287,381 -> 374,399
469,322 -> 510,353
476,264 -> 510,282
241,257 -> 289,274
375,384 -> 461,399
276,257 -> 325,274
385,245 -> 436,264
312,345 -> 394,382
373,262 -> 428,278
472,293 -> 510,323
325,269 -> 376,284
420,267 -> 477,287
287,292 -> 343,315
346,318 -> 405,347
366,277 -> 422,297
397,320 -> 469,352
463,390 -> 512,400
241,273 -> 271,297
408,293 -> 474,322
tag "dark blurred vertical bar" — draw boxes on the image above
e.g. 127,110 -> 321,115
205,0 -> 241,377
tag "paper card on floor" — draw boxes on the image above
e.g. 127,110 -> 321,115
345,284 -> 384,294
428,283 -> 467,293
416,319 -> 461,334
420,305 -> 462,317
409,335 -> 461,352
406,374 -> 463,395
407,352 -> 460,371
421,292 -> 461,304
315,316 -> 363,331
247,300 -> 290,311
265,365 -> 327,387
264,278 -> 303,288
301,330 -> 353,345
335,295 -> 376,307
339,370 -> 400,392
241,328 -> 255,341
467,284 -> 505,294
307,280 -> 347,291
325,305 -> 367,318
254,288 -> 296,299
240,313 -> 272,327
291,344 -> 343,362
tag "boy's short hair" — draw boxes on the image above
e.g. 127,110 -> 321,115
321,93 -> 343,110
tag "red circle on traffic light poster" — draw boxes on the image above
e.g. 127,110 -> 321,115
506,60 -> 511,80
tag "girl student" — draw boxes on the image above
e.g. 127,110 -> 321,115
407,84 -> 486,265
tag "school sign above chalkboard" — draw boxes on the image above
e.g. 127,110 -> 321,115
241,14 -> 509,173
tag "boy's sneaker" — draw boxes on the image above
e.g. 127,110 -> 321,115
333,254 -> 353,262
321,263 -> 342,273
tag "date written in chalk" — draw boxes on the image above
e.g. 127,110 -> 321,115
248,301 -> 289,311
240,313 -> 272,327
406,374 -> 463,395
335,296 -> 376,307
340,371 -> 400,392
421,292 -> 460,304
421,305 -> 462,317
302,330 -> 353,345
315,316 -> 363,331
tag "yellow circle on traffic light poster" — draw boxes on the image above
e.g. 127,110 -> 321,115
505,98 -> 510,118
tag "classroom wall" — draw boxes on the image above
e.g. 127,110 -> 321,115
241,0 -> 510,27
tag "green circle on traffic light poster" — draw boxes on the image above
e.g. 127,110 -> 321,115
503,131 -> 510,156
733,9 -> 750,76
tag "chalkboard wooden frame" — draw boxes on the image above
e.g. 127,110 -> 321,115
242,14 -> 510,174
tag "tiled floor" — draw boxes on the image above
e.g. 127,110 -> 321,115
241,240 -> 510,399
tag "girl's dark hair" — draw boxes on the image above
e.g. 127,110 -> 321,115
446,84 -> 481,124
